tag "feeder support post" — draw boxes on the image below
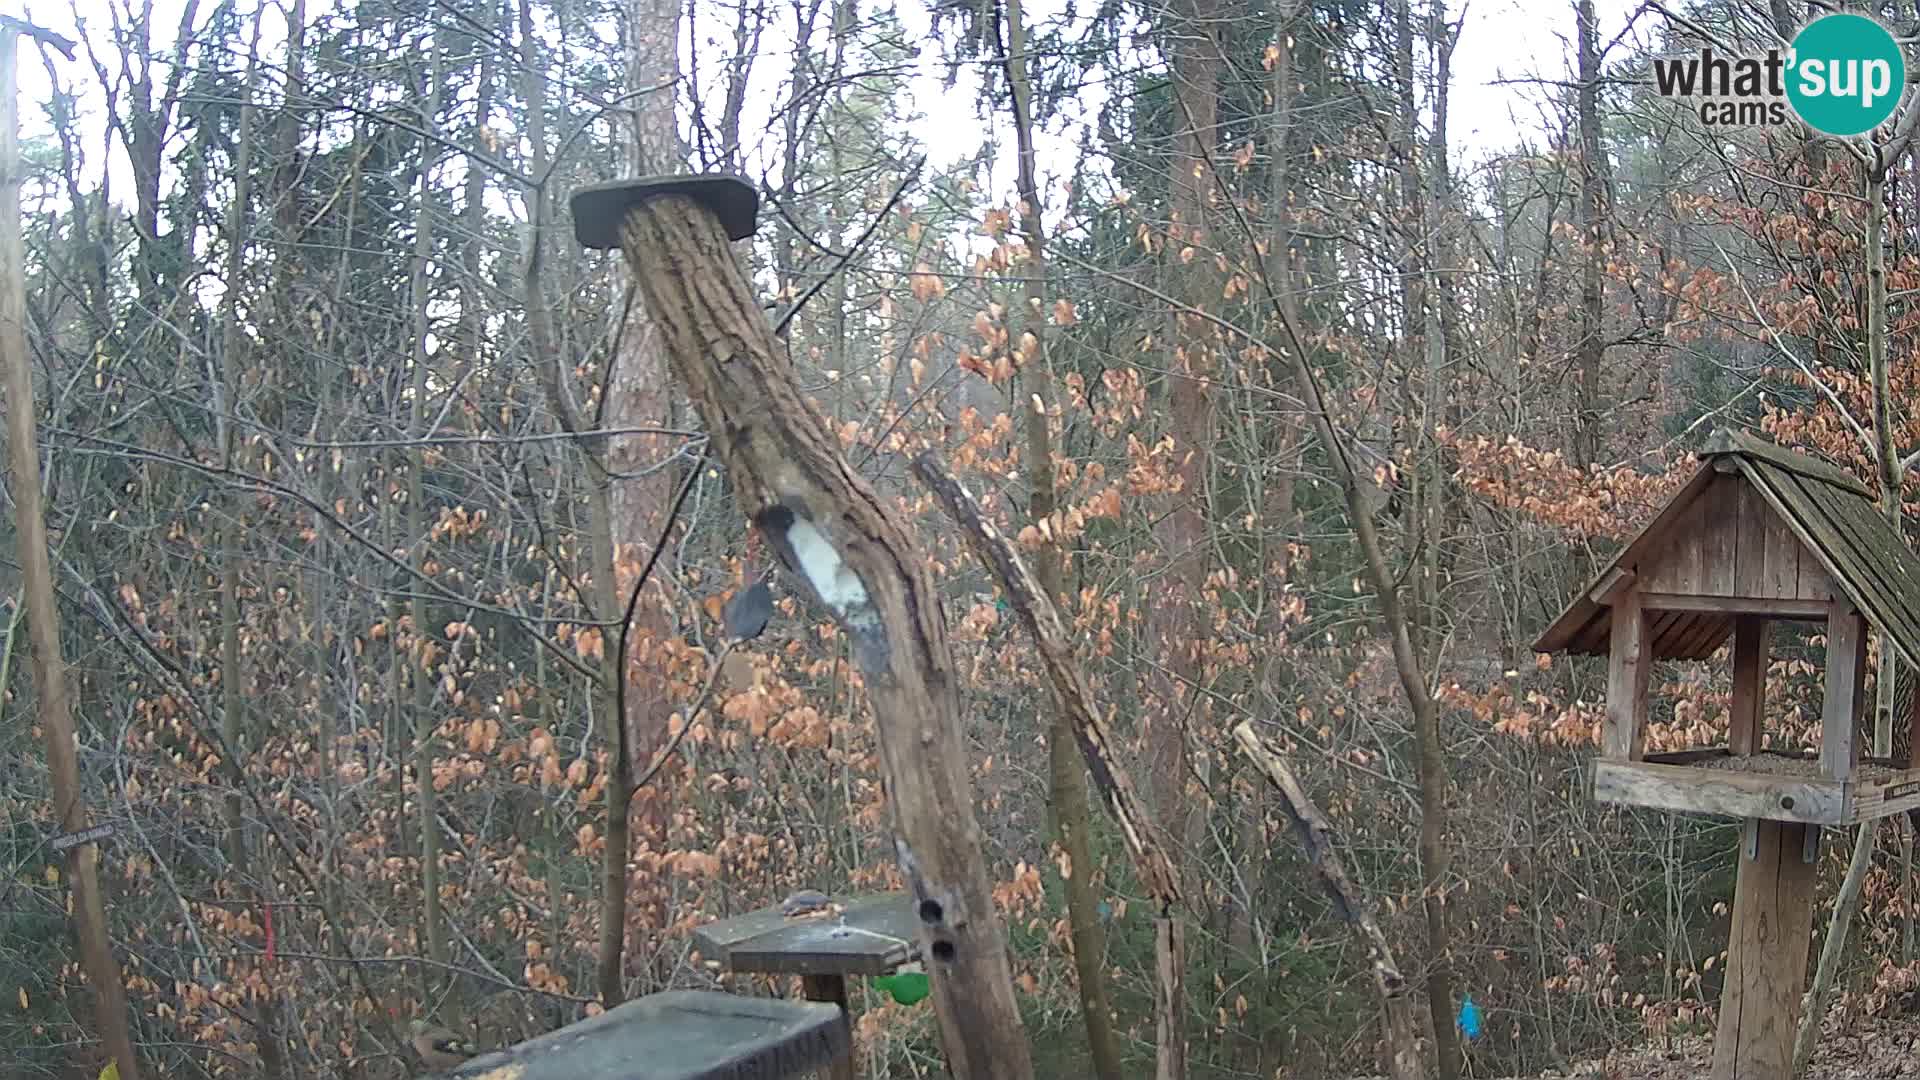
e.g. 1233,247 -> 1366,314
570,176 -> 1036,1080
1711,820 -> 1816,1080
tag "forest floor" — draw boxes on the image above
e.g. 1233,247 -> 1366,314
1350,1015 -> 1920,1079
1513,1015 -> 1920,1078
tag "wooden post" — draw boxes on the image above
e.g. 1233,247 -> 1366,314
1605,590 -> 1649,760
569,177 -> 1035,1080
1710,820 -> 1817,1080
1822,608 -> 1867,782
0,24 -> 144,1080
799,975 -> 854,1080
1730,616 -> 1767,756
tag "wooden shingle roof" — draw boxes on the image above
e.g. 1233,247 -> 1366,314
1533,428 -> 1920,670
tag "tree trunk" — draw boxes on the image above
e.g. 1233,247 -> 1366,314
1258,156 -> 1461,1080
0,27 -> 145,1080
1233,723 -> 1422,1079
1796,151 -> 1906,1078
600,186 -> 1037,1080
214,18 -> 289,1076
1396,2 -> 1460,1075
407,40 -> 453,1012
517,0 -> 638,1008
1151,0 -> 1220,990
999,0 -> 1124,1074
1572,0 -> 1605,472
914,454 -> 1184,1080
607,0 -> 685,951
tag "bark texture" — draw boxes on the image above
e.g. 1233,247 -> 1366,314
611,192 -> 1036,1080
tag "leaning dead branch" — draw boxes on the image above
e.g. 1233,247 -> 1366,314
1231,721 -> 1421,1080
912,451 -> 1187,1080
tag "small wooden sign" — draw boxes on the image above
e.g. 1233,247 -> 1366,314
50,823 -> 115,852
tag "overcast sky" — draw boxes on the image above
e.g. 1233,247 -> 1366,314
8,0 -> 1647,231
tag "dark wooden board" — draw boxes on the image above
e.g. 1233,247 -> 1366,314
1538,429 -> 1920,681
1534,461 -> 1720,655
1730,616 -> 1766,756
693,893 -> 919,977
1733,481 -> 1770,597
446,990 -> 847,1080
1784,472 -> 1920,637
1765,465 -> 1920,672
1700,427 -> 1873,498
1702,473 -> 1740,596
1762,483 -> 1805,600
1674,610 -> 1732,660
1643,494 -> 1710,594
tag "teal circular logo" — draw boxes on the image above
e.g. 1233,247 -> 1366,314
1787,14 -> 1906,137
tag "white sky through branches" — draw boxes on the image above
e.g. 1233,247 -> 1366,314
9,0 -> 1643,251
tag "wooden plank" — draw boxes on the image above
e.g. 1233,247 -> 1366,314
1822,608 -> 1867,783
1702,427 -> 1873,498
1787,474 -> 1920,642
1796,552 -> 1835,602
1568,612 -> 1610,655
1730,617 -> 1767,756
1642,609 -> 1687,659
1534,462 -> 1719,654
1763,496 -> 1805,600
1710,820 -> 1818,1080
799,976 -> 856,1080
1638,593 -> 1830,618
1771,472 -> 1865,607
1605,591 -> 1650,761
1703,474 -> 1740,595
1592,760 -> 1846,824
1588,566 -> 1635,605
693,894 -> 919,977
1844,766 -> 1920,823
1734,480 -> 1771,597
1741,466 -> 1863,614
1643,497 -> 1709,594
1671,611 -> 1731,661
445,990 -> 850,1080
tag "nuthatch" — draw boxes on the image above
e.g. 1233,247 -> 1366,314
409,1019 -> 478,1073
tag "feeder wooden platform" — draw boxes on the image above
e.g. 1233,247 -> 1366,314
443,990 -> 847,1080
1534,429 -> 1920,1080
1594,748 -> 1920,825
692,893 -> 918,1080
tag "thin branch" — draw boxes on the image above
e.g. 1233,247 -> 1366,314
1707,234 -> 1876,460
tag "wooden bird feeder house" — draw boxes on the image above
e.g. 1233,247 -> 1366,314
1535,427 -> 1920,1079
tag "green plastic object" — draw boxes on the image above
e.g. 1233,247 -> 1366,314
870,964 -> 929,1006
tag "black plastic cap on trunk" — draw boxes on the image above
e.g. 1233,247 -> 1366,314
569,175 -> 760,249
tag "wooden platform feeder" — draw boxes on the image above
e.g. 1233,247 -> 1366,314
1535,428 -> 1920,1080
444,990 -> 848,1080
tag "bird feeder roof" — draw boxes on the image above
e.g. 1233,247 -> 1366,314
1533,428 -> 1920,670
